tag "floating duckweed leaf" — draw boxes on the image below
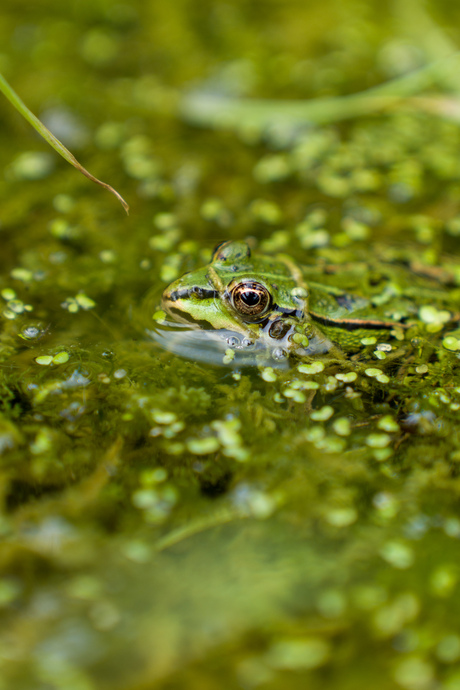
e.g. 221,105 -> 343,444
151,410 -> 177,425
266,637 -> 331,670
443,336 -> 460,351
8,151 -> 54,180
211,419 -> 242,447
298,361 -> 325,375
366,433 -> 391,448
310,406 -> 334,421
392,327 -> 406,341
7,300 -> 28,314
283,388 -> 307,403
364,368 -> 390,384
75,293 -> 96,310
303,381 -> 320,390
419,305 -> 451,325
430,566 -> 458,597
335,372 -> 358,383
249,198 -> 282,224
99,249 -> 117,264
260,367 -> 277,382
35,355 -> 53,366
0,580 -> 21,606
365,368 -> 382,378
332,418 -> 351,436
1,288 -> 16,301
416,364 -> 429,374
326,507 -> 357,526
52,352 -> 69,365
380,540 -> 415,569
187,437 -> 220,455
393,657 -> 434,690
292,332 -> 309,346
223,348 -> 235,364
305,426 -> 326,443
10,268 -> 33,282
377,415 -> 400,433
373,448 -> 393,462
223,446 -> 250,462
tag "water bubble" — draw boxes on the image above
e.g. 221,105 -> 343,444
21,326 -> 41,339
242,338 -> 254,348
272,348 -> 288,361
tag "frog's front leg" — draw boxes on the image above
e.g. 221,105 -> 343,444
290,320 -> 347,361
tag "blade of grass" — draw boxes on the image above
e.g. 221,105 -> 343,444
0,72 -> 129,214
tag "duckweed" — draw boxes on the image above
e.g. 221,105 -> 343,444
332,417 -> 351,436
365,368 -> 383,378
336,372 -> 358,383
377,416 -> 400,433
187,437 -> 220,455
443,336 -> 460,351
326,507 -> 357,527
223,348 -> 236,364
298,361 -> 325,375
52,351 -> 70,364
260,367 -> 277,382
266,638 -> 330,670
380,541 -> 415,570
10,267 -> 33,282
310,406 -> 334,421
35,355 -> 54,366
366,433 -> 391,448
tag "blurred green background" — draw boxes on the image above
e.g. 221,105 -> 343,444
2,1 -> 460,689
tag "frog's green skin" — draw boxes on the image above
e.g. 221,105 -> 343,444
157,240 -> 454,364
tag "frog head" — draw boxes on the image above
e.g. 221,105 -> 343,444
150,241 -> 332,366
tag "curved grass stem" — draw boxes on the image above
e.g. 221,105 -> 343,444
0,72 -> 129,214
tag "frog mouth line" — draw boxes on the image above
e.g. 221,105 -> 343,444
165,306 -> 218,329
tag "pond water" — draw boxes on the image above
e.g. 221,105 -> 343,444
2,1 -> 460,689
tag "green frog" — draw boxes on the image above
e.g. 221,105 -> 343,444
148,240 -> 457,366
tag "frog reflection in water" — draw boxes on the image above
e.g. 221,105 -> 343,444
150,240 -> 455,366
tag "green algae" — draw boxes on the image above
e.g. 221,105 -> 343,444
2,1 -> 460,689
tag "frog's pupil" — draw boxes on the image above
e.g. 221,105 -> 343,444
241,291 -> 260,306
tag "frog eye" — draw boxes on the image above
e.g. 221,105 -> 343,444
230,281 -> 271,318
212,241 -> 251,263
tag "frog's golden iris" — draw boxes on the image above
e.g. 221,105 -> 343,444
229,280 -> 272,320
